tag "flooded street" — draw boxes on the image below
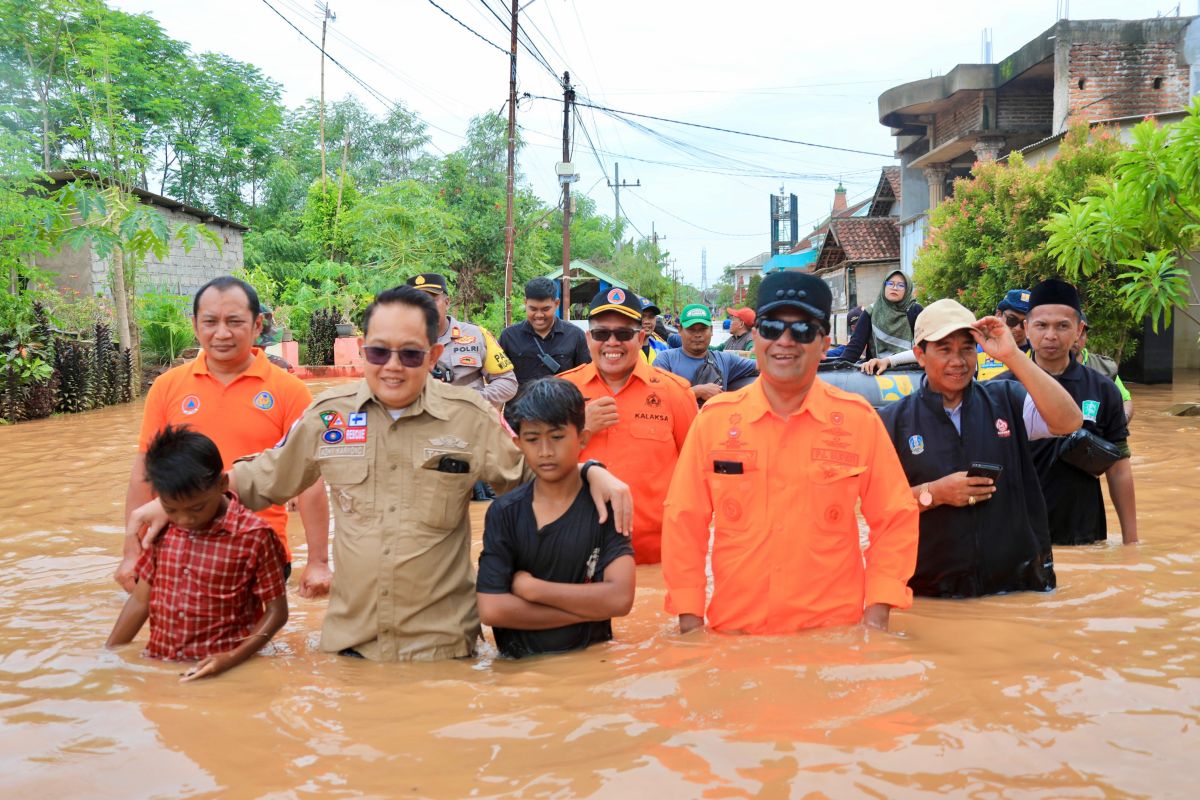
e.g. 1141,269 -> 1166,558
1,376 -> 1198,799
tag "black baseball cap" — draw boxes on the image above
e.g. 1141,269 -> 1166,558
588,286 -> 643,322
756,271 -> 832,325
406,273 -> 449,295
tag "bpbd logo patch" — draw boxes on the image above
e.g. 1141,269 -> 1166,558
606,288 -> 626,304
181,395 -> 201,415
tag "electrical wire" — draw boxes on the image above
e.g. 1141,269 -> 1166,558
258,0 -> 462,148
622,189 -> 762,238
424,0 -> 509,55
533,95 -> 895,158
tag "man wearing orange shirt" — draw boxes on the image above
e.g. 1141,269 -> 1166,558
559,287 -> 697,564
115,277 -> 331,597
662,271 -> 919,634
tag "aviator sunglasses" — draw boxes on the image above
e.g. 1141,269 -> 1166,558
362,346 -> 430,367
755,318 -> 824,344
589,327 -> 640,343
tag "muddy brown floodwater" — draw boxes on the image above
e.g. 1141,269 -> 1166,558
1,376 -> 1198,798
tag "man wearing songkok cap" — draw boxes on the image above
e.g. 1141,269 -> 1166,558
878,299 -> 1082,597
662,271 -> 919,635
994,279 -> 1138,545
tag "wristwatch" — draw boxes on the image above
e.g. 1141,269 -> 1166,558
581,459 -> 606,482
918,483 -> 933,508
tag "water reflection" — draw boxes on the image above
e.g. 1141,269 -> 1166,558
0,377 -> 1197,797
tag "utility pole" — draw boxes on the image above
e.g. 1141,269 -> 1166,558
502,0 -> 519,326
651,222 -> 666,266
607,162 -> 640,250
561,71 -> 574,320
316,2 -> 335,185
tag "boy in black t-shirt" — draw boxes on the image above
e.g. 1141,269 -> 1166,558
476,378 -> 636,658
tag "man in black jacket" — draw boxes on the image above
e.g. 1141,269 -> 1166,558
878,299 -> 1081,598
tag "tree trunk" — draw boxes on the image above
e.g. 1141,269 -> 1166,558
108,248 -> 141,397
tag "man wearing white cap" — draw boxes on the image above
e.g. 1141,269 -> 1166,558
877,299 -> 1081,598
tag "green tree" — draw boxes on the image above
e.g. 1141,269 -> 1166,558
1044,102 -> 1200,334
915,125 -> 1132,357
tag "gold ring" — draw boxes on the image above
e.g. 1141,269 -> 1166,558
968,496 -> 976,506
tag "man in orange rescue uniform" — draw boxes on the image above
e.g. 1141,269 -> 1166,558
663,271 -> 919,633
559,287 -> 697,563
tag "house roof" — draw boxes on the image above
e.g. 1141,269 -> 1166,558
813,216 -> 900,272
789,198 -> 871,254
829,217 -> 899,262
45,169 -> 249,232
868,166 -> 901,216
735,251 -> 772,269
543,259 -> 629,290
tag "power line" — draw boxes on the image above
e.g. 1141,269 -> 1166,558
259,0 -> 463,148
425,0 -> 508,55
623,189 -> 762,238
532,95 -> 895,158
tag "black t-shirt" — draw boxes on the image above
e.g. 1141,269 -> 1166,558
477,482 -> 634,658
995,359 -> 1128,545
498,319 -> 591,384
878,378 -> 1055,598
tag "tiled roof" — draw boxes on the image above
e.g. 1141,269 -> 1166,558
788,198 -> 870,253
883,166 -> 901,203
828,217 -> 899,262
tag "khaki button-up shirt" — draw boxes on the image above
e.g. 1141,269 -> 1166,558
233,379 -> 529,661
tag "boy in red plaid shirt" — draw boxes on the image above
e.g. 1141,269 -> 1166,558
107,425 -> 288,681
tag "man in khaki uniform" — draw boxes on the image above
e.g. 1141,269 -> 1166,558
132,286 -> 632,662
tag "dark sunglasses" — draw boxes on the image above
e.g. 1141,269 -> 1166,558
1003,314 -> 1025,328
589,327 -> 640,343
362,346 -> 429,367
756,318 -> 824,344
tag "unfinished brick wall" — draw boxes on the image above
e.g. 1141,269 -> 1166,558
934,93 -> 984,147
1066,41 -> 1190,124
997,84 -> 1054,132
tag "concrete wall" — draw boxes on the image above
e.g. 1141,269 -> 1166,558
855,263 -> 900,310
997,84 -> 1054,132
934,93 -> 983,147
35,234 -> 92,297
1174,252 -> 1200,370
900,215 -> 928,276
82,205 -> 244,298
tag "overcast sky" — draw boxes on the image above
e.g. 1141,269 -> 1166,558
112,0 -> 1187,289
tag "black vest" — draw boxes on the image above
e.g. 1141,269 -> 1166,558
878,378 -> 1055,598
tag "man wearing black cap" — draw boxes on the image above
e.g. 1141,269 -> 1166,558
406,273 -> 518,409
996,279 -> 1138,545
662,271 -> 920,635
559,287 -> 697,564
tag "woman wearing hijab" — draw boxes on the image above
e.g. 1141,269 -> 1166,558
835,270 -> 923,374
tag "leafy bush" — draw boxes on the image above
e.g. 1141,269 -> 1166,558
137,292 -> 194,366
306,308 -> 338,366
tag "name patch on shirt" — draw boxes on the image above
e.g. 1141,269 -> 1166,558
317,444 -> 366,458
811,448 -> 858,465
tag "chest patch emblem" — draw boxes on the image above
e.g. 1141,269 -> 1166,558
908,435 -> 925,455
322,429 -> 344,444
1081,400 -> 1100,423
253,390 -> 274,410
430,435 -> 468,450
645,392 -> 661,407
348,412 -> 367,427
458,355 -> 479,367
181,395 -> 201,415
319,410 -> 346,429
995,418 -> 1011,438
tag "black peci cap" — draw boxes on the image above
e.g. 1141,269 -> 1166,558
588,286 -> 643,322
406,273 -> 449,295
1029,278 -> 1081,314
756,271 -> 832,324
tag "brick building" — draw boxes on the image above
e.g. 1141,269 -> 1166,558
877,16 -> 1200,275
37,170 -> 247,300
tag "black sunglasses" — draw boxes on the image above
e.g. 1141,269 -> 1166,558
589,327 -> 640,343
1003,314 -> 1025,328
756,318 -> 824,344
362,346 -> 429,367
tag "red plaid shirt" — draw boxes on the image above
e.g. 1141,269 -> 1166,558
135,495 -> 287,661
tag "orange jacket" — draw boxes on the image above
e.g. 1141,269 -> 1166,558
559,357 -> 697,563
662,378 -> 918,633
